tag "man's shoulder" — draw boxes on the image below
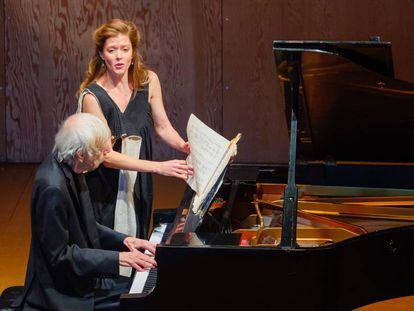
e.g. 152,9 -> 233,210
37,153 -> 61,173
35,154 -> 67,189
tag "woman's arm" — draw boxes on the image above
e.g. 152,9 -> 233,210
148,71 -> 190,154
81,93 -> 108,125
103,149 -> 190,179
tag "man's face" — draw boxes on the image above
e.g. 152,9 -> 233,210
81,151 -> 105,172
75,140 -> 112,173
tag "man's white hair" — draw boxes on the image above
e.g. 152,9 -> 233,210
53,113 -> 111,163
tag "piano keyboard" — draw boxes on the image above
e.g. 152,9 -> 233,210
129,223 -> 172,294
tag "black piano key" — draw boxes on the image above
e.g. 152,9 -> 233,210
141,223 -> 173,294
142,269 -> 157,293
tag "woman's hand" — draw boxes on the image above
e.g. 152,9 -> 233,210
154,159 -> 194,180
180,141 -> 190,154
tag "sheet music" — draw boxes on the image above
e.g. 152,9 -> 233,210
185,114 -> 241,214
129,223 -> 166,294
186,114 -> 230,195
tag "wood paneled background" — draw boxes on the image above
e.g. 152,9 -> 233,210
0,0 -> 414,163
0,0 -> 5,162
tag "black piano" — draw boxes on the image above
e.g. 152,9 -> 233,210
121,40 -> 414,310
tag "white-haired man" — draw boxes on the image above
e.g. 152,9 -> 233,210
18,113 -> 156,310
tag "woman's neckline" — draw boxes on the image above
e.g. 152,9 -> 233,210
94,81 -> 133,114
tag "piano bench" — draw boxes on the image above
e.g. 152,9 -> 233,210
0,286 -> 24,310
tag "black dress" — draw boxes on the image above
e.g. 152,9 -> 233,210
80,82 -> 153,239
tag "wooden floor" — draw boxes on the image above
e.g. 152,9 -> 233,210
0,164 -> 36,295
0,163 -> 413,310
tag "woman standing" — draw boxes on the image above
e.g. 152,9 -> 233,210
77,19 -> 191,246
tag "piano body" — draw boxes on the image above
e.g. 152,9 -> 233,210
121,40 -> 414,310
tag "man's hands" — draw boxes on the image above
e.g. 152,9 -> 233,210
154,159 -> 193,180
119,251 -> 157,272
120,237 -> 157,272
124,237 -> 156,255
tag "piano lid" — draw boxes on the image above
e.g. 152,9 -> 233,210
273,40 -> 414,163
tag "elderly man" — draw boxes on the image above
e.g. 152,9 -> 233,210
19,113 -> 157,310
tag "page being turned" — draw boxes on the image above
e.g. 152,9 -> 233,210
186,114 -> 230,195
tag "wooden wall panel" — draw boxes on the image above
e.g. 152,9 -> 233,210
223,0 -> 289,164
5,0 -> 43,162
4,0 -> 88,162
0,0 -> 5,161
3,0 -> 414,163
223,0 -> 414,163
4,0 -> 221,162
137,0 -> 222,161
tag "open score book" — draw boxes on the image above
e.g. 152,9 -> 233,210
185,114 -> 241,215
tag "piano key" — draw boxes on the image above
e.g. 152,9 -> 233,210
129,223 -> 172,294
142,269 -> 157,293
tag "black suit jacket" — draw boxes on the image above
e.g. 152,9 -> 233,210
19,154 -> 128,311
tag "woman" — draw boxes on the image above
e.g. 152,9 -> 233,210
77,19 -> 191,246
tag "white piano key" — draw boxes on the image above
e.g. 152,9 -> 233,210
129,223 -> 167,294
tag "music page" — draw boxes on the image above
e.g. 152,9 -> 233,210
185,114 -> 241,213
186,114 -> 230,195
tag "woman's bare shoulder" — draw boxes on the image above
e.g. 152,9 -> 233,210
83,93 -> 99,105
147,70 -> 159,84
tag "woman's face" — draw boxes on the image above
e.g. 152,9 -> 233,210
101,33 -> 133,77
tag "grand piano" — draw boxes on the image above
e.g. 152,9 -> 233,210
121,40 -> 414,310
